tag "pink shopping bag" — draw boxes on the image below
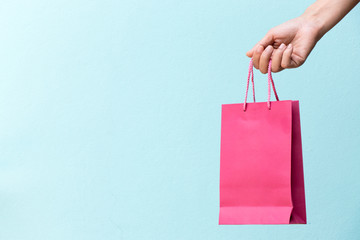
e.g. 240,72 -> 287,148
219,60 -> 306,225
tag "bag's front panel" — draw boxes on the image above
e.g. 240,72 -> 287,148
220,100 -> 293,224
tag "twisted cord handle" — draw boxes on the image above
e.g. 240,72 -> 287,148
243,59 -> 279,111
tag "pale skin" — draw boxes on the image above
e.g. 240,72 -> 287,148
246,0 -> 360,73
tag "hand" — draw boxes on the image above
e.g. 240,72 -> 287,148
246,16 -> 321,73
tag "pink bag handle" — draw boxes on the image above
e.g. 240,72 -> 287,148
243,59 -> 279,111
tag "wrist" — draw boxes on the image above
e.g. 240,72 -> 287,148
300,0 -> 359,41
300,6 -> 328,41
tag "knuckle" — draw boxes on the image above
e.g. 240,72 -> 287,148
298,60 -> 305,67
281,62 -> 288,69
272,66 -> 280,72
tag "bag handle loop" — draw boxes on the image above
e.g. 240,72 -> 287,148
243,59 -> 279,111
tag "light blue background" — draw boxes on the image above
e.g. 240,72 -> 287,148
1,0 -> 359,239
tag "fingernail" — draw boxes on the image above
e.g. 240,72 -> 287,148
287,44 -> 292,49
256,45 -> 264,53
265,46 -> 273,52
279,43 -> 285,49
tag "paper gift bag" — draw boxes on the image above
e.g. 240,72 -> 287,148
219,60 -> 306,225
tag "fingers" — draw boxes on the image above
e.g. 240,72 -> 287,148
252,45 -> 264,70
271,43 -> 286,72
259,45 -> 273,74
252,43 -> 293,73
281,44 -> 294,68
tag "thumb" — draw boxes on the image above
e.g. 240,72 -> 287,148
246,33 -> 274,57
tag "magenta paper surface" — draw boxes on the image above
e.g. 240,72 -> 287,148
219,100 -> 306,225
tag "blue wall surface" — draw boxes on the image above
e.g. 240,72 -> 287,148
1,0 -> 360,239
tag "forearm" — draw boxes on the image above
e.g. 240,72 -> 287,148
301,0 -> 359,40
